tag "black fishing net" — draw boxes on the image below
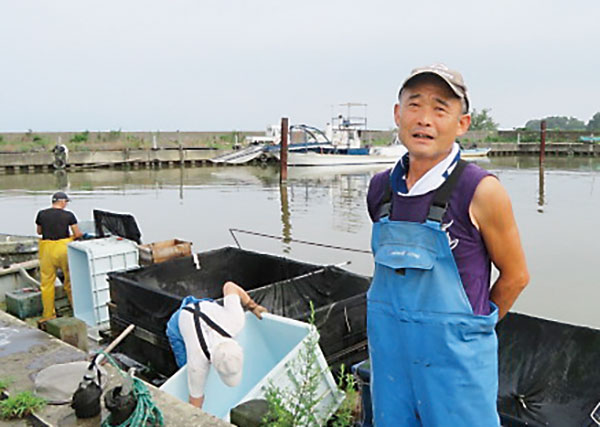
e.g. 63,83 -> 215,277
93,209 -> 142,244
496,312 -> 600,426
108,247 -> 370,376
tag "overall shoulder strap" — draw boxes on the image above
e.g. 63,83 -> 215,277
182,302 -> 233,361
182,303 -> 211,360
426,159 -> 468,223
377,171 -> 393,220
197,312 -> 232,339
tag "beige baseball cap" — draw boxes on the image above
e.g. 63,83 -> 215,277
212,338 -> 243,387
398,63 -> 470,113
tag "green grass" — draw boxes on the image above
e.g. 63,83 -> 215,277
0,391 -> 46,420
0,378 -> 13,391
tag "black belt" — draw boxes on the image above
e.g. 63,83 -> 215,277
182,302 -> 232,361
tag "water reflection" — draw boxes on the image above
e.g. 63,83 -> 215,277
538,164 -> 545,213
1,158 -> 599,328
279,184 -> 291,253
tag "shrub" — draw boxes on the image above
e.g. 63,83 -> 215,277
262,303 -> 353,427
0,391 -> 46,419
70,131 -> 89,143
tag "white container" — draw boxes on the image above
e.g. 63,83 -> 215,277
68,237 -> 139,328
160,312 -> 345,422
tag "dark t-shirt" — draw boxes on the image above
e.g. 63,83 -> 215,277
35,208 -> 77,240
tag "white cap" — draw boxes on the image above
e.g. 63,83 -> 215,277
212,338 -> 243,387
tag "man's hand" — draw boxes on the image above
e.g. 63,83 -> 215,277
251,304 -> 268,320
246,300 -> 268,320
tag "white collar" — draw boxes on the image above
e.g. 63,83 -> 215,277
391,142 -> 461,197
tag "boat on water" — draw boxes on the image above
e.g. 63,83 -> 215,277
579,135 -> 600,143
211,105 -> 491,166
274,146 -> 491,167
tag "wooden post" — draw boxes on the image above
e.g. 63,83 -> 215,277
178,130 -> 184,167
280,117 -> 288,183
539,120 -> 546,165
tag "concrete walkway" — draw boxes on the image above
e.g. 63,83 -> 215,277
0,310 -> 231,426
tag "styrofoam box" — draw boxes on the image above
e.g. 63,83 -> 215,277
68,237 -> 139,328
160,312 -> 345,422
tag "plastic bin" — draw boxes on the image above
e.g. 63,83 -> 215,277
160,312 -> 345,422
68,237 -> 139,328
138,239 -> 192,265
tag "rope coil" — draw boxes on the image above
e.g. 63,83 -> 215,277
100,352 -> 165,427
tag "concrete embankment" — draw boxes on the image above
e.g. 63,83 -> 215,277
0,148 -> 226,173
1,143 -> 599,174
487,142 -> 600,156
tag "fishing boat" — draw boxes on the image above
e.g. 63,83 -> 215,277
0,233 -> 38,266
0,234 -> 40,304
211,105 -> 491,166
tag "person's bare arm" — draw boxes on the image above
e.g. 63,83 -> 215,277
222,281 -> 267,319
70,223 -> 84,239
470,176 -> 529,320
36,225 -> 42,235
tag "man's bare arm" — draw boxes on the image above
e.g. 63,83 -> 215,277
223,281 -> 267,319
70,223 -> 84,239
36,225 -> 42,235
470,176 -> 529,320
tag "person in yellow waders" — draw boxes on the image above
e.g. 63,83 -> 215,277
35,191 -> 83,323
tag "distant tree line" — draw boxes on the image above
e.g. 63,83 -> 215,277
469,109 -> 600,132
524,113 -> 600,131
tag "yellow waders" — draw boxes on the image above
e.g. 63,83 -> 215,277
39,237 -> 74,319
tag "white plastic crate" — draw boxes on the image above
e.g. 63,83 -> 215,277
160,312 -> 345,422
68,237 -> 139,328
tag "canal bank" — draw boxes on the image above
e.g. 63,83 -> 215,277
1,143 -> 600,174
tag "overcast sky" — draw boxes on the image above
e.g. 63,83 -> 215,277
1,1 -> 598,132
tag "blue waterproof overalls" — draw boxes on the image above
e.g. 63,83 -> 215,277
367,160 -> 500,426
166,296 -> 210,367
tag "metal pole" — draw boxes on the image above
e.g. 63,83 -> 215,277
540,120 -> 546,165
280,117 -> 288,182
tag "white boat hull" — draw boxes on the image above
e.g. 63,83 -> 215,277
278,146 -> 490,167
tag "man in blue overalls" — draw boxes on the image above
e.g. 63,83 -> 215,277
366,64 -> 529,426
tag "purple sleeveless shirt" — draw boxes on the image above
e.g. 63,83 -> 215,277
367,162 -> 493,315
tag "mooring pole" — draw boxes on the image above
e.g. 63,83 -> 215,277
177,129 -> 183,166
280,117 -> 289,182
540,120 -> 547,165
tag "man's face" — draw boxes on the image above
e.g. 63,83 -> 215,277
395,75 -> 470,164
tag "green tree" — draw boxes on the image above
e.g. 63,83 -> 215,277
587,112 -> 600,131
470,108 -> 498,131
525,116 -> 586,131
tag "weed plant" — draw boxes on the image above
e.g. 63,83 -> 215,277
262,302 -> 357,427
0,391 -> 46,420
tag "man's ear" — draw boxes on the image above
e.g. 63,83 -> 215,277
393,103 -> 402,128
457,114 -> 471,137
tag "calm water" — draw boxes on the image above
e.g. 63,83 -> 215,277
1,156 -> 599,329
